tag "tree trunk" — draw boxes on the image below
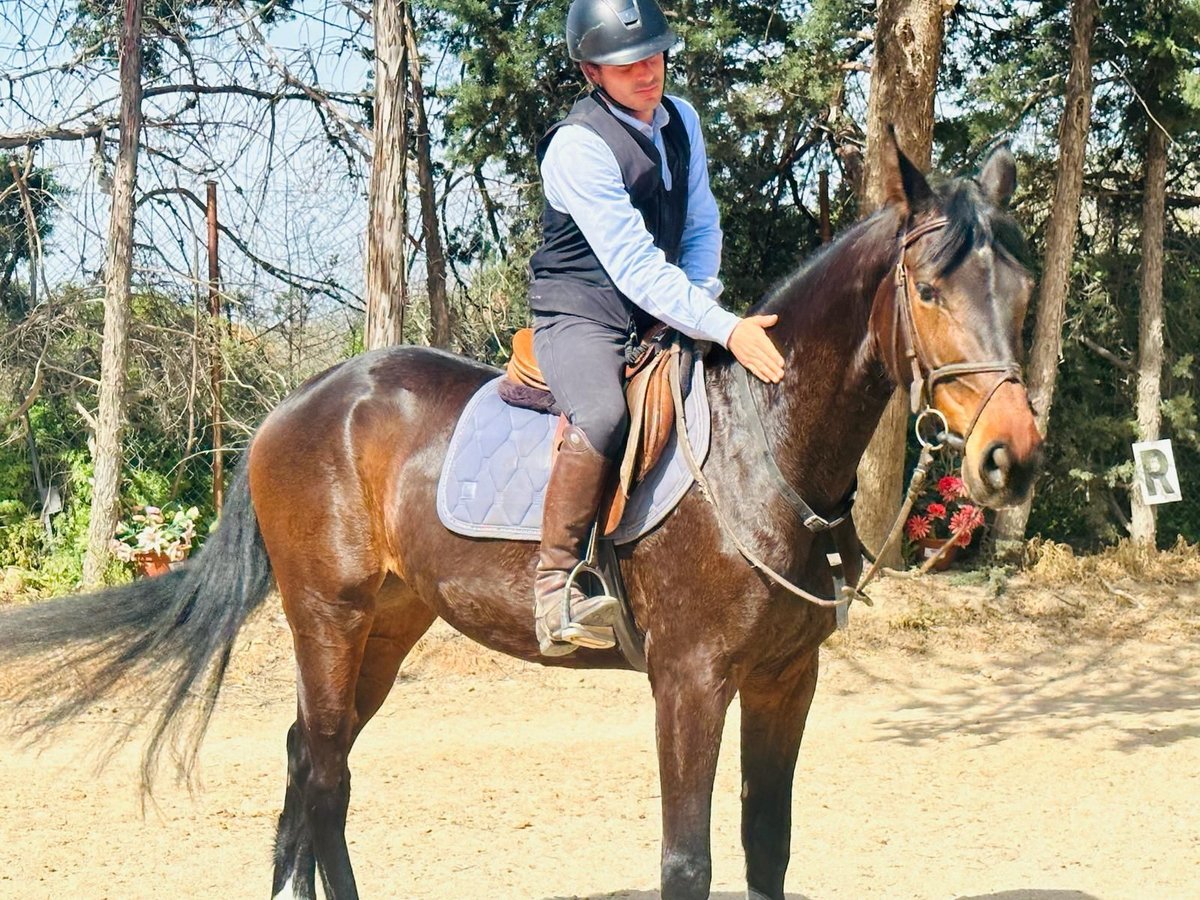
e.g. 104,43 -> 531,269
1129,122 -> 1168,546
855,0 -> 946,562
992,0 -> 1098,550
405,6 -> 451,349
82,0 -> 143,587
364,0 -> 409,351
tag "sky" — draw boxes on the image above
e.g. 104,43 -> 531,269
1,0 -> 381,321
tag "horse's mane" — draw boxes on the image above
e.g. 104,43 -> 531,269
924,177 -> 1032,275
751,211 -> 900,319
752,173 -> 1031,320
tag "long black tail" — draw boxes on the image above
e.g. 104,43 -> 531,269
0,460 -> 273,789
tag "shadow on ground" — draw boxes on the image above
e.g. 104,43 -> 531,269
544,894 -> 811,900
547,891 -> 1098,900
837,638 -> 1200,752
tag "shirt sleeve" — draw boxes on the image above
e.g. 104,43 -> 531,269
672,97 -> 724,298
541,123 -> 741,347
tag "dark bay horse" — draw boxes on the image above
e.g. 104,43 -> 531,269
0,136 -> 1042,900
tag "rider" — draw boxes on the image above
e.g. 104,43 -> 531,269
530,0 -> 785,656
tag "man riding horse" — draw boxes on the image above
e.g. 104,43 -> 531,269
531,0 -> 786,656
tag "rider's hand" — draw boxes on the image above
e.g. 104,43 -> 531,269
728,314 -> 785,384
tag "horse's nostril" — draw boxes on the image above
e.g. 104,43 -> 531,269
984,443 -> 1010,490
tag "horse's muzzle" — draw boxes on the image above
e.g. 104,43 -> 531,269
962,381 -> 1043,508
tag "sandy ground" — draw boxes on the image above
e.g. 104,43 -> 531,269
0,567 -> 1197,900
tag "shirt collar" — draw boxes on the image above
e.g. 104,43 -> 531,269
605,97 -> 670,138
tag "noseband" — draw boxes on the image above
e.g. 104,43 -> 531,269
893,216 -> 1023,452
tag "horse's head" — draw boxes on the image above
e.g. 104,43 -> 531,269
870,130 -> 1042,508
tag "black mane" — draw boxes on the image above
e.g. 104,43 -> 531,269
924,176 -> 1031,276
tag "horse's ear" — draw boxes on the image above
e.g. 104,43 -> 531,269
979,142 -> 1017,208
880,124 -> 933,213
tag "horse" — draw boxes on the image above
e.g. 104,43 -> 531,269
0,134 -> 1042,900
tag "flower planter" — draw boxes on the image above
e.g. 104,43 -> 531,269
133,551 -> 172,578
113,503 -> 200,576
917,537 -> 958,571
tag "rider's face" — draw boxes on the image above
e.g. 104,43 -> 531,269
581,53 -> 665,124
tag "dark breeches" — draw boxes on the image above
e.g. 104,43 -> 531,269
533,313 -> 629,460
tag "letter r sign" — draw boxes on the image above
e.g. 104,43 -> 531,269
1132,439 -> 1182,505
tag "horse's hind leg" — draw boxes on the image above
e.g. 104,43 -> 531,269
271,577 -> 435,900
349,577 -> 438,736
273,720 -> 317,899
739,650 -> 820,900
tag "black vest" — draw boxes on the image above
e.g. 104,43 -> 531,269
528,90 -> 690,332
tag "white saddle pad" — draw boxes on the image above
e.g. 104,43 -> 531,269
437,360 -> 710,544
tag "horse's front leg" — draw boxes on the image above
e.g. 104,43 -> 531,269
651,650 -> 737,900
739,649 -> 821,900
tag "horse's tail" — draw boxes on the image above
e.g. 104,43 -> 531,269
0,459 -> 273,791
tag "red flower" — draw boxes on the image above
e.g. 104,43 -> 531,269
949,504 -> 985,545
926,502 -> 947,519
937,475 -> 967,502
905,514 -> 932,541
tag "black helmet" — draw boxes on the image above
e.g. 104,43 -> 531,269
566,0 -> 677,66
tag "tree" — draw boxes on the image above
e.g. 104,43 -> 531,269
855,0 -> 948,562
992,0 -> 1099,551
365,0 -> 410,351
406,6 -> 452,349
1130,116 -> 1167,545
82,0 -> 144,587
0,157 -> 60,313
1091,0 -> 1200,546
1124,0 -> 1200,545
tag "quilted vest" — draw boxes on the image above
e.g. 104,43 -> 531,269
528,90 -> 690,332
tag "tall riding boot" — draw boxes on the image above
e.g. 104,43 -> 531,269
534,424 -> 620,656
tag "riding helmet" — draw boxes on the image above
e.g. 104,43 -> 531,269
566,0 -> 678,66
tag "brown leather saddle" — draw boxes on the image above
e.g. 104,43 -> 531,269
500,323 -> 682,535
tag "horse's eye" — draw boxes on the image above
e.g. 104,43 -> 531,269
916,282 -> 939,304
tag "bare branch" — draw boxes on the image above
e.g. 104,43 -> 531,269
0,344 -> 47,430
140,186 -> 364,308
0,121 -> 113,150
1079,334 -> 1134,373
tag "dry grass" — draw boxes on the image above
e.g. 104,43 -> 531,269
828,538 -> 1200,659
1027,536 -> 1200,585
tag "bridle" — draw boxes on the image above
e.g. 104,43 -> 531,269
892,215 -> 1024,453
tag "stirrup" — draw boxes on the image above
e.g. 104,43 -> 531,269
559,554 -> 619,650
560,593 -> 620,649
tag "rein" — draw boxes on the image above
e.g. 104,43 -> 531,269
668,359 -> 857,610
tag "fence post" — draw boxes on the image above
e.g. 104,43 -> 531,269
207,180 -> 223,512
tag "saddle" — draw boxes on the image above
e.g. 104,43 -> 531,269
500,324 -> 682,535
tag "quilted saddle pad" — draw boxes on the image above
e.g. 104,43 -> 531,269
437,359 -> 710,545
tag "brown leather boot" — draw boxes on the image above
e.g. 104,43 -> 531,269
534,424 -> 620,656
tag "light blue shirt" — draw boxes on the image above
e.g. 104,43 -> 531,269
540,94 -> 741,348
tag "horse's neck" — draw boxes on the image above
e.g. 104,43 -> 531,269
715,239 -> 898,517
